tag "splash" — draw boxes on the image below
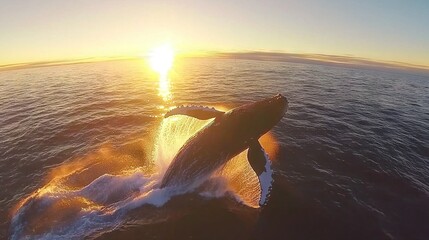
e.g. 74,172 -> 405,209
10,116 -> 277,239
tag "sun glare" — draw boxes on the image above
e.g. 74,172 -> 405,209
148,44 -> 174,102
148,44 -> 174,76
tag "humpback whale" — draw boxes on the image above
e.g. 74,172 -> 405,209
160,94 -> 288,206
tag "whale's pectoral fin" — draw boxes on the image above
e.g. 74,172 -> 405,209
165,106 -> 224,120
248,140 -> 274,206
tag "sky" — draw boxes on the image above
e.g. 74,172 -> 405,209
1,0 -> 429,66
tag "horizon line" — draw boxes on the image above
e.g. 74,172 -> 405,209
1,51 -> 428,76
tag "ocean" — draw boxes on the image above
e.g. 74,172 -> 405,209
0,58 -> 428,239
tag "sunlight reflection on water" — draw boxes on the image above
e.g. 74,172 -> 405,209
158,74 -> 172,102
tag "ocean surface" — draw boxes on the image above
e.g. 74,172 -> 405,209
0,58 -> 428,240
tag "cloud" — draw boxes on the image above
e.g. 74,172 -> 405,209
0,57 -> 124,72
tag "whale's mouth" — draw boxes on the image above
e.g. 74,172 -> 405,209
11,115 -> 277,239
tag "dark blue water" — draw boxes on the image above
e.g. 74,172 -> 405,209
0,58 -> 428,239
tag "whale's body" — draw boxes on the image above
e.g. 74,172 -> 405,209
160,94 -> 288,206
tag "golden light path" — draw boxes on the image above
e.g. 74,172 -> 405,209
148,44 -> 174,101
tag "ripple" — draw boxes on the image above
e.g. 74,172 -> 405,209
1,59 -> 429,239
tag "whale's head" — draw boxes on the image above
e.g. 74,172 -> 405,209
223,94 -> 288,141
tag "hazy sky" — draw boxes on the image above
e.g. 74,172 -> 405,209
1,0 -> 428,66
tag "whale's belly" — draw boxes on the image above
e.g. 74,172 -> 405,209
160,116 -> 250,189
161,146 -> 228,188
160,132 -> 247,188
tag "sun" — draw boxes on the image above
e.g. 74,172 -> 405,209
148,44 -> 174,76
